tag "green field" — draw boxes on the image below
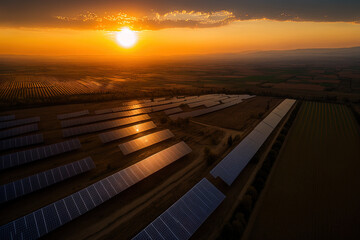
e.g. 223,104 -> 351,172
245,102 -> 360,240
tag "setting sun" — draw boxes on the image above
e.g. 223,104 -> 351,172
116,27 -> 138,48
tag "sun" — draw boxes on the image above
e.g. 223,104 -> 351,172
116,27 -> 138,48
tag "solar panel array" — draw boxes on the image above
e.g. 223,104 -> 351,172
57,110 -> 89,120
119,129 -> 174,155
0,142 -> 192,239
95,100 -> 150,114
132,178 -> 225,240
0,115 -> 15,122
210,99 -> 296,185
169,99 -> 243,121
62,114 -> 151,137
0,124 -> 38,140
94,95 -> 229,116
0,133 -> 44,151
99,121 -> 157,143
0,117 -> 40,130
95,99 -> 180,115
0,139 -> 81,171
0,157 -> 95,204
165,107 -> 183,115
61,108 -> 152,128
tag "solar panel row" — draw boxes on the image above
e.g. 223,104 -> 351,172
154,97 -> 166,101
119,129 -> 174,155
0,115 -> 15,122
61,108 -> 152,128
0,157 -> 95,204
164,107 -> 183,115
0,139 -> 81,171
152,103 -> 183,112
0,142 -> 192,239
62,114 -> 151,137
0,117 -> 40,130
169,99 -> 243,121
188,99 -> 222,108
210,99 -> 296,185
0,124 -> 38,140
95,100 -> 151,114
0,133 -> 43,152
99,121 -> 157,143
204,101 -> 220,108
57,110 -> 89,120
95,98 -> 180,115
94,95 -> 223,116
132,178 -> 225,240
221,97 -> 240,103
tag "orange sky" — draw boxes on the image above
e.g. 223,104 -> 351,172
1,20 -> 360,57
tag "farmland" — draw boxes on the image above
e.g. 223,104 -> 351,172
244,102 -> 360,240
1,55 -> 360,107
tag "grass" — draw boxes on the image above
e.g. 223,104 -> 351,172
245,102 -> 360,240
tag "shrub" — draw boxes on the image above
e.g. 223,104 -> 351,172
204,147 -> 217,166
267,149 -> 278,162
160,117 -> 168,124
227,135 -> 233,147
246,186 -> 258,202
272,140 -> 282,151
237,195 -> 253,219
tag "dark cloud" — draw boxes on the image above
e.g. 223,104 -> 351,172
0,0 -> 359,30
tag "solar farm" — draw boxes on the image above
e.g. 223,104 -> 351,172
0,94 -> 302,239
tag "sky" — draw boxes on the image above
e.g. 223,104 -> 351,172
1,0 -> 360,57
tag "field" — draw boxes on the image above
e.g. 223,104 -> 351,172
1,56 -> 360,107
244,102 -> 360,240
0,96 -> 284,239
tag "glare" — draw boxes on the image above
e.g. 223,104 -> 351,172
116,27 -> 138,48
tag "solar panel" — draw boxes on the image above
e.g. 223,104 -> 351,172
0,139 -> 81,171
164,107 -> 182,115
221,97 -> 240,103
62,114 -> 151,137
0,142 -> 191,239
99,121 -> 156,143
0,157 -> 95,204
0,124 -> 38,140
152,103 -> 183,112
0,115 -> 15,122
94,108 -> 113,115
112,104 -> 145,113
204,101 -> 220,108
0,117 -> 40,130
210,99 -> 296,185
170,99 -> 243,121
262,112 -> 282,128
0,133 -> 43,151
132,178 -> 225,240
119,129 -> 174,155
61,108 -> 152,128
95,100 -> 152,114
57,110 -> 90,120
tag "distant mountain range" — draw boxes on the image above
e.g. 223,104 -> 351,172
197,46 -> 360,63
1,46 -> 359,64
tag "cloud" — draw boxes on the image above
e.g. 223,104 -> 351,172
54,10 -> 236,30
0,0 -> 359,30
